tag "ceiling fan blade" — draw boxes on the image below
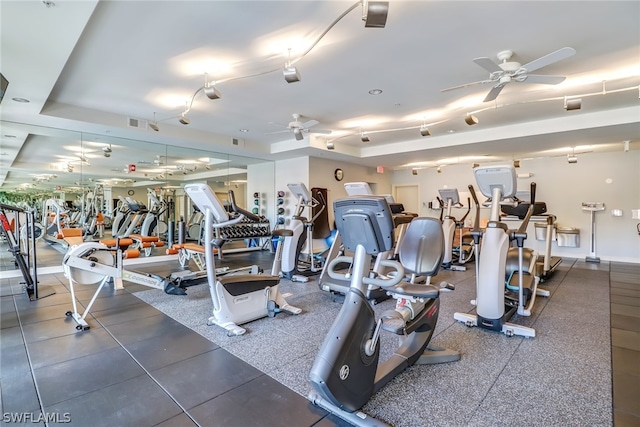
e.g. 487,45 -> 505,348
268,121 -> 289,129
483,83 -> 506,102
473,57 -> 503,73
301,119 -> 319,129
519,74 -> 566,85
308,129 -> 332,134
265,129 -> 290,135
521,47 -> 576,73
441,79 -> 493,92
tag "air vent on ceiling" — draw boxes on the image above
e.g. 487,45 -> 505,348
127,117 -> 148,130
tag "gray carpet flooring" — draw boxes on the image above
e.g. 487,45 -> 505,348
134,258 -> 612,427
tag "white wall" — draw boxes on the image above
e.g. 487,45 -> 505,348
248,162 -> 274,224
309,157 -> 392,228
392,150 -> 640,263
274,157 -> 310,228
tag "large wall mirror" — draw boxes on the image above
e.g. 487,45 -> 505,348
0,120 -> 275,264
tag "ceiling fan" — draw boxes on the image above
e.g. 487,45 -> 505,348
267,113 -> 332,141
442,47 -> 576,102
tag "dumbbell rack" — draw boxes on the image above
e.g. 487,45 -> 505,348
582,201 -> 605,263
215,215 -> 271,254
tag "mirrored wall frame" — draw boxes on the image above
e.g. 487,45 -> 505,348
0,120 -> 276,264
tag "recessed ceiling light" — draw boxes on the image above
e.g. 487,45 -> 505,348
368,89 -> 383,95
239,129 -> 248,133
12,97 -> 30,103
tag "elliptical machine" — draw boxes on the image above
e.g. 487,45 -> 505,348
309,196 -> 459,426
454,165 -> 549,338
280,182 -> 326,281
184,183 -> 301,336
438,188 -> 467,271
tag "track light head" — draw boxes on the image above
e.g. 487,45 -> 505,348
513,160 -> 520,168
412,168 -> 418,175
326,141 -> 335,150
436,166 -> 442,173
567,154 -> 578,164
420,125 -> 430,137
204,85 -> 221,100
363,1 -> 389,28
361,134 -> 370,143
564,97 -> 582,111
179,115 -> 190,125
283,66 -> 301,83
149,122 -> 159,132
465,114 -> 479,126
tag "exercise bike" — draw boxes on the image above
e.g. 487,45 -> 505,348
184,183 -> 301,336
454,165 -> 549,338
309,196 -> 459,426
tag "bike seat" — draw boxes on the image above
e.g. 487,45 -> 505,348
389,283 -> 439,299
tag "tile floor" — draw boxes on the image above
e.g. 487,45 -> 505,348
1,239 -> 638,426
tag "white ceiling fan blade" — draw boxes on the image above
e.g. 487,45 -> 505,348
441,79 -> 493,92
268,121 -> 289,129
308,129 -> 332,134
483,83 -> 506,102
473,57 -> 503,73
301,119 -> 319,129
519,74 -> 566,85
265,129 -> 290,135
521,47 -> 576,73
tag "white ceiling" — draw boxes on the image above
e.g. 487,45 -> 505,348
1,0 -> 639,193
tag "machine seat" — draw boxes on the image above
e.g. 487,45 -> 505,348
388,283 -> 439,299
218,274 -> 279,296
398,217 -> 445,277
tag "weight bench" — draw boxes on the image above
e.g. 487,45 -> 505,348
59,228 -> 84,247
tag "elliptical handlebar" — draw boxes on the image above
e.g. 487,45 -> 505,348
468,184 -> 481,233
516,182 -> 537,235
228,190 -> 262,222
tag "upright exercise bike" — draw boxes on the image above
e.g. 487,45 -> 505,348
454,165 -> 549,338
309,196 -> 459,426
184,183 -> 301,336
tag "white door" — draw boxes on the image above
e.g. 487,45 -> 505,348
393,185 -> 419,214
